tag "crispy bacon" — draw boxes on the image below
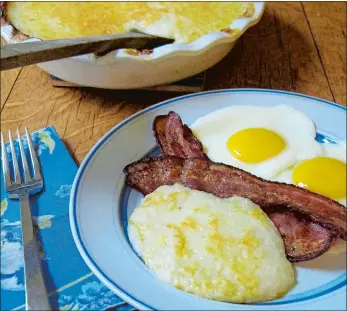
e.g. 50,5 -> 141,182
264,207 -> 333,261
124,156 -> 346,241
153,112 -> 208,159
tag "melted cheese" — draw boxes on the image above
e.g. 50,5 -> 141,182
7,2 -> 252,43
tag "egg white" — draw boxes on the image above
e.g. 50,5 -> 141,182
191,105 -> 323,180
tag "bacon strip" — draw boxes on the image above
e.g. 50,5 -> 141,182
124,156 -> 346,241
264,207 -> 333,261
153,112 -> 208,159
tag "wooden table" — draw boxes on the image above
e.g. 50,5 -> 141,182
1,2 -> 346,164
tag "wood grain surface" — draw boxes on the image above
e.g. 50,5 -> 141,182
1,2 -> 346,164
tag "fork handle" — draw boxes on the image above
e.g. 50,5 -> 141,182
20,194 -> 51,310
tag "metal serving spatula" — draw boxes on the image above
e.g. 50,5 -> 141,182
0,31 -> 174,71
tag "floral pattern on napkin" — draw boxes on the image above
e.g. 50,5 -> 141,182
1,127 -> 134,311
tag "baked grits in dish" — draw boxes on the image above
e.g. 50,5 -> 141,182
5,2 -> 253,43
1,2 -> 264,89
128,184 -> 295,303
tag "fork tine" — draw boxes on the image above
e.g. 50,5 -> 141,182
1,132 -> 12,188
17,129 -> 32,182
8,130 -> 22,184
25,127 -> 42,181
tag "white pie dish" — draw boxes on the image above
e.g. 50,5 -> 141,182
1,2 -> 264,89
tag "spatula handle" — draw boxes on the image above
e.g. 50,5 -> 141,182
0,31 -> 174,71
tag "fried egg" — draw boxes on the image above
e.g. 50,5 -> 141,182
274,143 -> 346,205
273,142 -> 346,255
6,2 -> 251,43
128,184 -> 295,303
191,105 -> 323,180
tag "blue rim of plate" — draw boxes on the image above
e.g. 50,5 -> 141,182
70,89 -> 347,310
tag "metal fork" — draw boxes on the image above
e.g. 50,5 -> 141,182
1,128 -> 51,310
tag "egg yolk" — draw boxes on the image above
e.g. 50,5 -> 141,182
293,157 -> 346,199
226,128 -> 286,163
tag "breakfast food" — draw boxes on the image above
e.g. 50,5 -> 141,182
190,105 -> 323,180
128,184 -> 295,303
152,111 -> 345,260
263,207 -> 333,260
5,2 -> 253,43
273,143 -> 346,207
273,143 -> 347,255
125,106 -> 346,303
191,105 -> 346,254
153,112 -> 208,159
153,110 -> 347,256
190,105 -> 346,208
124,156 -> 346,238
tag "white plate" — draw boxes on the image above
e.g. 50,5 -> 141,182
70,89 -> 346,310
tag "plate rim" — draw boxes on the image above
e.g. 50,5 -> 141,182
69,88 -> 346,310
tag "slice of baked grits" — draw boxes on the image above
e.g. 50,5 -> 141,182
128,184 -> 294,303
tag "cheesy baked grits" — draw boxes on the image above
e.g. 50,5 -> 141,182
6,2 -> 253,43
128,184 -> 295,303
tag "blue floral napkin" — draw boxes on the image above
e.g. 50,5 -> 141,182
1,127 -> 134,311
